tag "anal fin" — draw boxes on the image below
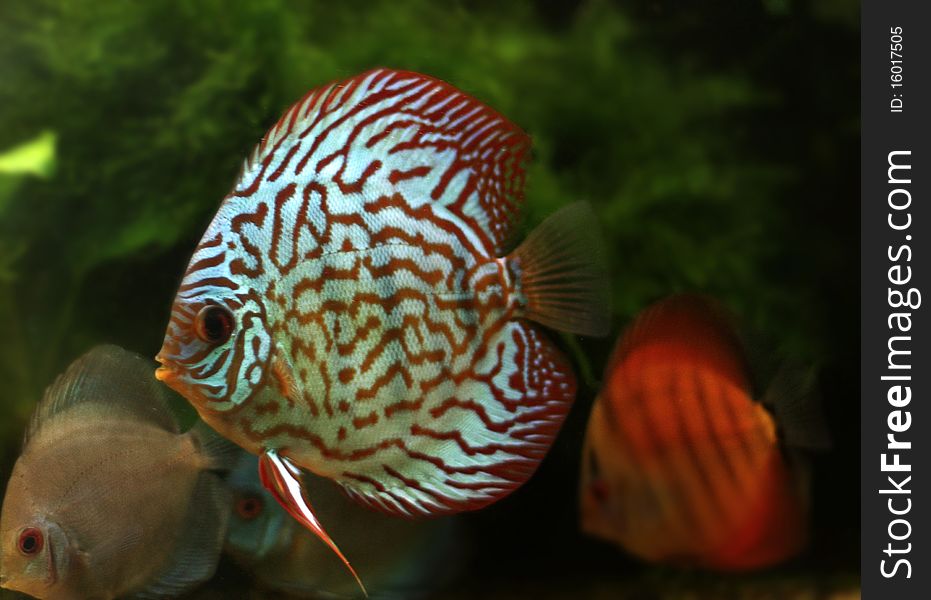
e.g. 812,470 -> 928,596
336,320 -> 577,520
259,449 -> 368,597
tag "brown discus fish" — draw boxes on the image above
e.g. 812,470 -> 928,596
580,294 -> 828,570
0,345 -> 234,599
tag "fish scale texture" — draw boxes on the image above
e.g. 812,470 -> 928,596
161,68 -> 577,517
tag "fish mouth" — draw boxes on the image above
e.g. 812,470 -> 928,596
154,354 -> 208,409
154,365 -> 173,382
154,354 -> 176,384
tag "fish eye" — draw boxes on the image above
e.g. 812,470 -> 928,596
17,528 -> 43,557
586,452 -> 609,504
590,479 -> 610,505
195,305 -> 234,345
236,495 -> 264,521
587,450 -> 601,478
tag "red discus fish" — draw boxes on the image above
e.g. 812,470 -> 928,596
155,68 -> 609,589
580,294 -> 827,571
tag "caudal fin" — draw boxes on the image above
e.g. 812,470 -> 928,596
509,202 -> 610,337
136,472 -> 231,597
763,364 -> 832,451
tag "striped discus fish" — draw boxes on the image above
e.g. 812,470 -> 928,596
580,295 -> 828,571
156,68 -> 608,587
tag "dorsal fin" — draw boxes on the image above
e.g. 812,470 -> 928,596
233,68 -> 530,255
26,345 -> 179,445
610,294 -> 750,391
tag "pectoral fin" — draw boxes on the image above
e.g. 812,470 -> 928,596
270,347 -> 299,406
258,449 -> 367,597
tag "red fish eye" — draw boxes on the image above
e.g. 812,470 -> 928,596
236,495 -> 264,521
17,528 -> 43,556
195,305 -> 234,345
591,479 -> 610,504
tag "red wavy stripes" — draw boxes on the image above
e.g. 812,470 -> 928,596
176,69 -> 570,519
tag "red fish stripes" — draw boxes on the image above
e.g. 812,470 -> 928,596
580,295 -> 813,570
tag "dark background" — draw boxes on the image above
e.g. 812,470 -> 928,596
0,0 -> 858,597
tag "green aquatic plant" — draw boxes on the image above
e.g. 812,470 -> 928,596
0,131 -> 57,475
0,132 -> 56,276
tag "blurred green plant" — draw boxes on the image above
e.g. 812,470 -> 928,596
0,131 -> 56,273
0,131 -> 55,178
0,131 -> 56,473
0,0 -> 848,483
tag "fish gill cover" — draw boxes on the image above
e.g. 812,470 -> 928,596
0,0 -> 856,597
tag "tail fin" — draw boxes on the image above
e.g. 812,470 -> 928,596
137,472 -> 232,598
189,419 -> 242,473
509,202 -> 610,337
763,364 -> 832,451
